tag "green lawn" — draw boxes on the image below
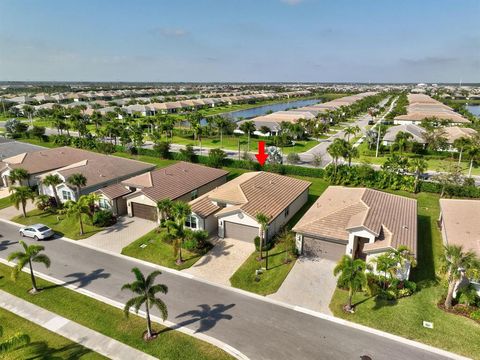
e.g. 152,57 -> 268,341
12,209 -> 103,240
113,151 -> 178,168
17,137 -> 58,148
230,242 -> 296,295
1,307 -> 106,360
0,264 -> 232,360
0,195 -> 12,210
171,135 -> 319,155
329,190 -> 480,359
121,229 -> 204,270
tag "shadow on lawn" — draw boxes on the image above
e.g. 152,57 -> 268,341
163,303 -> 235,334
14,340 -> 95,359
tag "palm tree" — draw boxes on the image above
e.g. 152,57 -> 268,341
22,104 -> 35,126
255,212 -> 270,261
67,173 -> 87,200
42,174 -> 62,206
157,198 -> 173,223
7,240 -> 51,293
171,202 -> 192,264
453,137 -> 471,165
394,131 -> 413,155
9,186 -> 36,217
344,125 -> 360,142
62,197 -> 90,235
441,245 -> 479,309
0,325 -> 30,354
239,121 -> 256,152
122,267 -> 168,340
8,168 -> 29,186
372,253 -> 397,289
333,255 -> 368,312
214,116 -> 230,148
408,158 -> 427,193
327,138 -> 347,173
465,141 -> 480,178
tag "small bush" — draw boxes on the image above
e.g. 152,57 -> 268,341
154,141 -> 171,159
208,148 -> 227,168
286,152 -> 300,165
471,310 -> 480,321
93,210 -> 116,227
254,236 -> 274,251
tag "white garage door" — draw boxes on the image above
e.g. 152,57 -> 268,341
303,236 -> 346,261
224,221 -> 259,243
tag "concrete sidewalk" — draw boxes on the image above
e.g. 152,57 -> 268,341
0,290 -> 155,360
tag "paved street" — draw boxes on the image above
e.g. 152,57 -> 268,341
0,221 -> 456,360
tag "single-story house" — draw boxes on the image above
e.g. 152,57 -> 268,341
442,126 -> 478,145
293,186 -> 418,279
382,124 -> 426,146
120,162 -> 228,222
189,171 -> 311,241
439,199 -> 480,295
0,146 -> 154,201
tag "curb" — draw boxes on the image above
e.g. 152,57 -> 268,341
0,218 -> 469,360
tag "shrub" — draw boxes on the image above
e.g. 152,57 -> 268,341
254,236 -> 274,251
127,145 -> 138,155
471,310 -> 480,321
154,141 -> 171,159
36,195 -> 56,212
179,144 -> 197,163
184,229 -> 209,251
458,285 -> 479,307
30,125 -> 46,138
93,210 -> 116,227
286,152 -> 300,165
95,142 -> 115,154
403,280 -> 417,293
5,118 -> 28,135
208,148 -> 227,168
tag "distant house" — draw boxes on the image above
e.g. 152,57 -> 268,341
190,172 -> 311,241
439,199 -> 480,295
441,126 -> 478,147
118,162 -> 228,222
293,186 -> 418,279
382,124 -> 426,146
0,147 -> 154,202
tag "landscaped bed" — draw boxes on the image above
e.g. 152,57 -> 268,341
121,229 -> 208,270
12,209 -> 103,240
0,263 -> 233,360
0,307 -> 106,360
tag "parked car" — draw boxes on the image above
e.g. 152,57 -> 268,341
368,120 -> 375,125
19,224 -> 54,240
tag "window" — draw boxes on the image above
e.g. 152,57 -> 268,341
62,190 -> 72,201
185,215 -> 198,229
284,206 -> 290,217
99,198 -> 111,210
190,189 -> 198,200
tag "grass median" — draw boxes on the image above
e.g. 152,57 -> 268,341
0,263 -> 233,360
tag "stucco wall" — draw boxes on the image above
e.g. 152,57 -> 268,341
268,189 -> 309,239
217,211 -> 259,238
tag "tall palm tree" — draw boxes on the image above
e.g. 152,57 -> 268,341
255,212 -> 270,260
62,197 -> 90,235
465,141 -> 480,178
9,186 -> 36,217
344,125 -> 360,142
122,267 -> 168,340
8,168 -> 29,186
327,138 -> 347,173
42,174 -> 62,206
157,198 -> 173,223
239,121 -> 256,152
441,245 -> 479,309
394,131 -> 413,155
67,173 -> 87,200
0,325 -> 30,354
22,104 -> 35,126
333,255 -> 368,311
453,137 -> 472,165
171,202 -> 192,264
408,158 -> 427,193
7,240 -> 51,293
214,116 -> 230,148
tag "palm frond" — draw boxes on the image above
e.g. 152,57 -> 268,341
0,333 -> 30,353
32,254 -> 51,268
149,283 -> 168,295
150,298 -> 168,321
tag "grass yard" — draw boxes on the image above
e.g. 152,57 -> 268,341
0,307 -> 106,360
121,229 -> 204,270
230,242 -> 296,296
113,151 -> 178,168
0,264 -> 232,360
17,137 -> 58,148
329,190 -> 480,359
12,209 -> 103,240
0,195 -> 12,210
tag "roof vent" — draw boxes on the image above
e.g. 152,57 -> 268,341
402,225 -> 409,230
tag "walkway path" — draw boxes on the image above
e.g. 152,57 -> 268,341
0,290 -> 155,360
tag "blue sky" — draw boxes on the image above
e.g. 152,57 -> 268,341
0,0 -> 479,82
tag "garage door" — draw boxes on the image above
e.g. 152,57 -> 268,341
224,221 -> 259,243
303,237 -> 346,261
131,202 -> 157,221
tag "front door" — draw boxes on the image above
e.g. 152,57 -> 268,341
355,237 -> 369,261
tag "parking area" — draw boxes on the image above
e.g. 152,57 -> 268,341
79,216 -> 158,253
183,237 -> 254,286
268,257 -> 338,315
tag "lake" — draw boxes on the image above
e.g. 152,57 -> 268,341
466,105 -> 480,117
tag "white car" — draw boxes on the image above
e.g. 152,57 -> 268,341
19,224 -> 54,240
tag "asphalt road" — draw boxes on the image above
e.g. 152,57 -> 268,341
0,221 -> 454,360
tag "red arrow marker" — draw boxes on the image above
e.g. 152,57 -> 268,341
255,141 -> 268,166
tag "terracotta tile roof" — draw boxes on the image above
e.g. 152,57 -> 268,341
3,147 -> 154,182
189,194 -> 220,218
96,183 -> 132,199
123,162 -> 228,203
440,199 -> 480,257
192,172 -> 311,223
441,126 -> 478,144
293,186 -> 417,254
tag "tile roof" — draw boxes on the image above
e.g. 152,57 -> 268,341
441,126 -> 478,144
96,183 -> 132,199
440,199 -> 480,257
191,172 -> 311,223
123,162 -> 228,203
293,186 -> 417,254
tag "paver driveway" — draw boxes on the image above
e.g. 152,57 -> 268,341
183,237 -> 254,286
269,257 -> 337,315
80,216 -> 158,253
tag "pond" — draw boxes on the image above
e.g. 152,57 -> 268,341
466,105 -> 480,117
